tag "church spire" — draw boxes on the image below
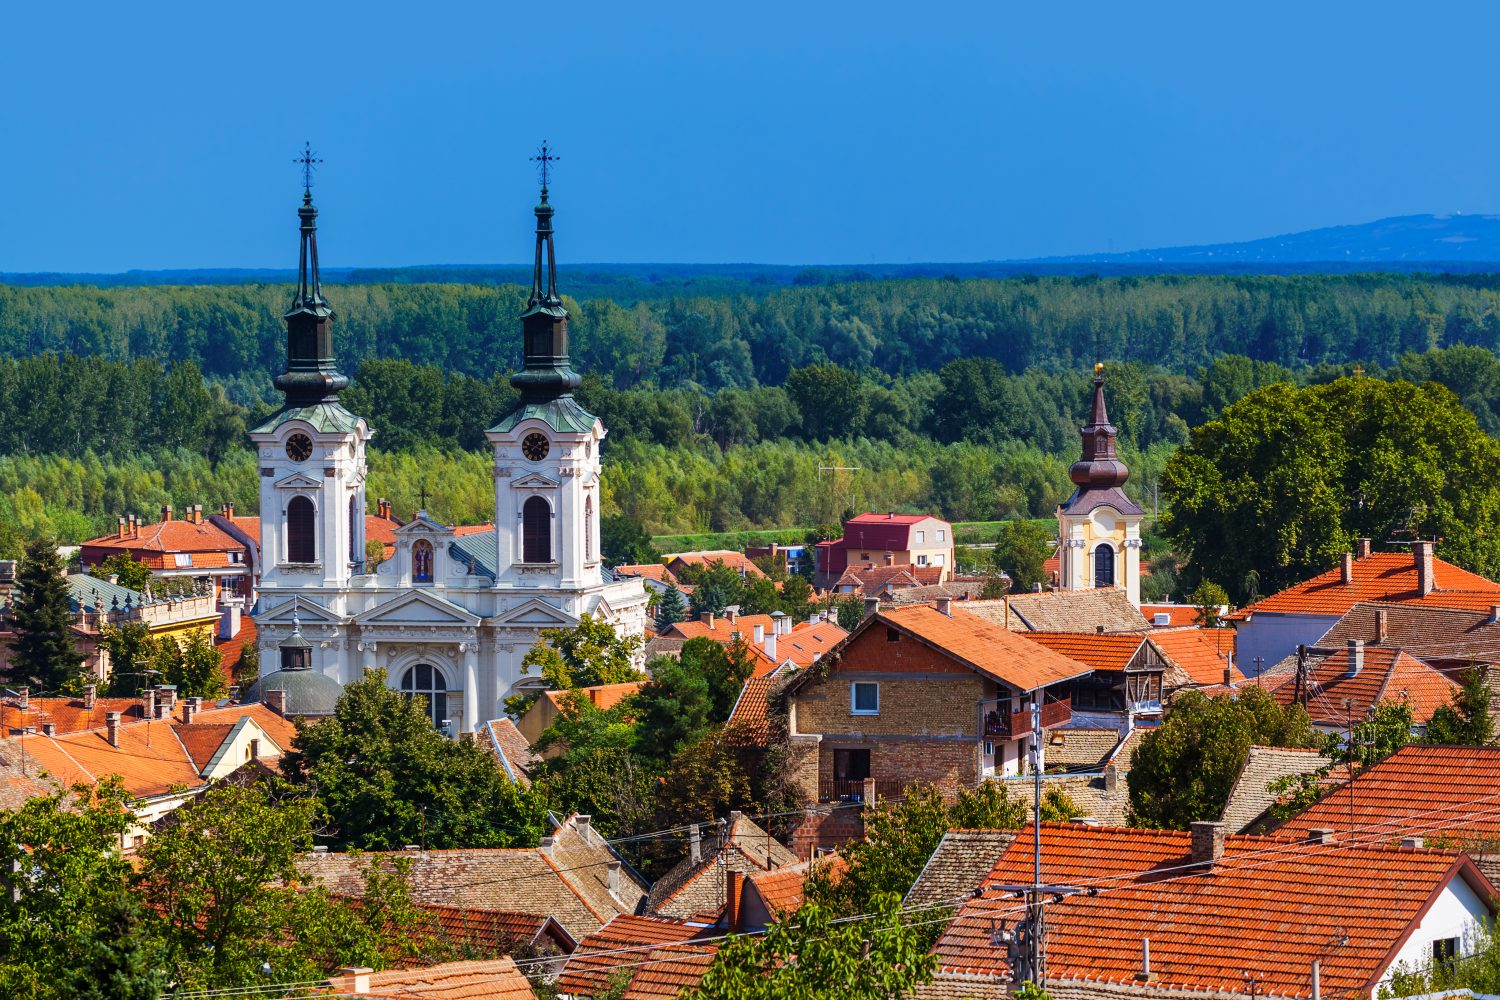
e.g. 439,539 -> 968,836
275,143 -> 348,407
511,141 -> 582,402
1068,363 -> 1129,490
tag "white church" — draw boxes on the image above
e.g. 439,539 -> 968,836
246,171 -> 648,734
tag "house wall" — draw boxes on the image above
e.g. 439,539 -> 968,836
1381,876 -> 1492,986
1234,612 -> 1338,676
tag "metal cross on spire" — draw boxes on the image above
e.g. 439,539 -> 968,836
294,142 -> 323,191
531,140 -> 559,192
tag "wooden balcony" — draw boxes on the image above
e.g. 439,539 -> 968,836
983,696 -> 1072,739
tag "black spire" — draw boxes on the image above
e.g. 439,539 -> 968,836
511,141 -> 582,402
275,144 -> 348,407
1068,363 -> 1129,490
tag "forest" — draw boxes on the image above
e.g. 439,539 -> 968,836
3,272 -> 1500,562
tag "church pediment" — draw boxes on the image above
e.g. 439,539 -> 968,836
256,595 -> 344,624
492,598 -> 576,628
510,472 -> 560,489
354,590 -> 481,627
394,514 -> 454,538
274,472 -> 324,490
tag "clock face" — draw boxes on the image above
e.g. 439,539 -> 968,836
521,433 -> 550,462
285,433 -> 313,462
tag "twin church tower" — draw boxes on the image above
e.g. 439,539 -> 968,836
249,150 -> 647,734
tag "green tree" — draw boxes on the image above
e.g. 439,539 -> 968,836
676,637 -> 757,721
992,519 -> 1052,592
632,657 -> 714,762
1127,687 -> 1321,829
164,628 -> 227,699
88,552 -> 152,591
778,574 -> 813,615
600,515 -> 660,567
516,613 -> 643,709
531,692 -> 657,838
1162,378 -> 1500,601
785,363 -> 867,441
282,669 -> 549,850
1424,667 -> 1494,746
655,586 -> 688,630
1348,699 -> 1415,767
1189,580 -> 1230,628
652,725 -> 756,831
690,893 -> 935,1000
9,537 -> 83,691
98,620 -> 155,695
58,892 -> 169,1000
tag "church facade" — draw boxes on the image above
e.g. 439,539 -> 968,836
248,173 -> 648,734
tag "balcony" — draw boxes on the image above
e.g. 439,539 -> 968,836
818,777 -> 905,803
983,696 -> 1072,739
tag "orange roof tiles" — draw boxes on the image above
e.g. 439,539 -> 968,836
1260,645 -> 1460,726
172,723 -> 236,770
1141,604 -> 1201,627
1275,744 -> 1500,845
877,604 -> 1093,691
665,614 -> 776,643
555,915 -> 706,997
616,563 -> 678,584
80,518 -> 245,563
665,550 -> 767,578
324,957 -> 535,1000
541,682 -> 642,714
620,944 -> 720,1000
933,822 -> 1495,998
411,902 -> 576,955
1018,631 -> 1146,672
216,618 -> 257,684
725,666 -> 788,746
1,696 -> 147,736
779,619 -> 847,668
743,855 -> 846,918
1148,627 -> 1244,687
1235,552 -> 1500,618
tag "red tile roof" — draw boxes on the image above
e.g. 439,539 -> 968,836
1234,552 -> 1500,618
725,666 -> 789,746
1260,645 -> 1460,726
664,614 -> 776,643
1141,604 -> 1201,627
842,512 -> 949,552
80,518 -> 245,560
664,551 -> 766,578
216,618 -> 257,684
1,696 -> 148,736
875,604 -> 1093,691
619,944 -> 720,1000
743,855 -> 847,918
1017,631 -> 1146,672
555,915 -> 706,997
933,822 -> 1495,998
1148,627 -> 1244,687
541,682 -> 642,714
323,957 -> 536,1000
616,564 -> 678,584
779,619 -> 847,668
412,902 -> 576,955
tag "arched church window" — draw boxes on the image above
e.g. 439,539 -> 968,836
584,495 -> 593,561
413,539 -> 434,583
401,663 -> 448,729
1094,543 -> 1115,589
287,496 -> 316,563
349,495 -> 359,566
523,496 -> 551,563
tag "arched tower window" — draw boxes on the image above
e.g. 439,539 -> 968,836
413,539 -> 434,583
349,495 -> 359,566
287,496 -> 316,563
584,495 -> 593,561
523,496 -> 551,563
1094,544 -> 1115,589
401,663 -> 448,729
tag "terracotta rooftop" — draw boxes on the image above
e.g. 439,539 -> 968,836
81,517 -> 244,558
215,618 -> 257,684
482,717 -> 538,787
1019,631 -> 1147,673
664,550 -> 766,578
872,604 -> 1094,691
1219,746 -> 1333,834
615,563 -> 679,584
741,855 -> 844,918
410,902 -> 576,957
724,664 -> 790,747
779,619 -> 847,668
663,613 -> 776,643
968,590 -> 1152,634
1044,728 -> 1126,771
1233,551 -> 1500,619
555,914 -> 708,997
619,943 -> 720,1000
646,813 -> 799,920
1318,601 -> 1500,664
541,682 -> 643,714
1260,645 -> 1460,726
933,822 -> 1496,998
323,956 -> 535,1000
1148,627 -> 1244,688
1141,604 -> 1202,628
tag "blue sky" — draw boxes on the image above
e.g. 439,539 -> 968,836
2,1 -> 1497,271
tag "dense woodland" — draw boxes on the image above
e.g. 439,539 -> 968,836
5,274 -> 1500,562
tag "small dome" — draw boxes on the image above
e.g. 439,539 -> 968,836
242,668 -> 344,717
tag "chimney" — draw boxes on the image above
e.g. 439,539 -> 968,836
725,869 -> 745,932
1378,608 -> 1390,643
154,700 -> 169,721
338,968 -> 373,995
16,687 -> 27,711
105,711 -> 121,747
936,597 -> 953,617
182,697 -> 200,725
575,815 -> 592,841
1402,836 -> 1424,849
142,689 -> 156,720
539,835 -> 556,858
221,501 -> 234,518
753,624 -> 765,644
160,504 -> 172,522
700,611 -> 715,628
41,722 -> 54,737
1104,764 -> 1119,793
1355,537 -> 1372,559
265,688 -> 288,717
1190,821 -> 1225,866
764,632 -> 777,662
83,684 -> 96,709
117,516 -> 127,540
1346,640 -> 1364,678
689,824 -> 702,864
1340,552 -> 1354,585
725,609 -> 737,624
1414,540 -> 1435,597
1136,937 -> 1156,982
219,603 -> 241,641
157,686 -> 176,712
863,596 -> 880,619
607,860 -> 622,899
1308,827 -> 1336,845
1490,605 -> 1500,627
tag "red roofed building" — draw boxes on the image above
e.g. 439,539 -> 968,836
80,504 -> 253,602
813,513 -> 953,590
930,821 -> 1496,999
1233,539 -> 1500,676
554,914 -> 711,998
1257,641 -> 1461,731
782,602 -> 1090,800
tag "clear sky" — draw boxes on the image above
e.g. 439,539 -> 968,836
3,1 -> 1498,271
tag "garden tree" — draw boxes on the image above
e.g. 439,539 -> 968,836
1189,581 -> 1230,628
8,537 -> 83,691
58,893 -> 169,1000
150,627 -> 227,699
689,893 -> 936,1000
98,620 -> 155,695
1197,354 -> 1294,418
992,519 -> 1052,592
785,363 -> 867,440
831,593 -> 867,633
1424,668 -> 1494,746
655,585 -> 687,629
738,576 -> 785,616
632,657 -> 714,762
809,782 -> 1027,917
512,614 -> 643,714
1127,687 -> 1321,829
1379,921 -> 1500,997
1162,377 -> 1500,602
282,669 -> 549,850
689,580 -> 733,619
677,637 -> 758,721
600,514 -> 660,567
1347,699 -> 1414,767
88,552 -> 152,591
651,725 -> 756,838
778,573 -> 813,613
531,691 -> 658,837
0,781 -> 137,1000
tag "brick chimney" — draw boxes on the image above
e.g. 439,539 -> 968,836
265,688 -> 288,717
607,860 -> 622,899
41,722 -> 55,737
337,968 -> 373,995
689,824 -> 702,864
764,630 -> 777,662
1340,552 -> 1354,585
157,686 -> 176,713
160,504 -> 172,522
1414,540 -> 1435,597
1190,821 -> 1225,867
700,611 -> 715,628
221,501 -> 234,518
142,689 -> 156,720
1377,608 -> 1390,643
725,869 -> 745,932
863,596 -> 880,618
1346,639 -> 1364,678
1104,764 -> 1119,793
117,515 -> 128,540
1308,827 -> 1336,845
182,697 -> 200,725
105,711 -> 121,747
936,597 -> 953,617
83,684 -> 96,710
1355,537 -> 1372,559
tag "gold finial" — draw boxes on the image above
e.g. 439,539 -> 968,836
1353,362 -> 1365,378
1094,362 -> 1104,375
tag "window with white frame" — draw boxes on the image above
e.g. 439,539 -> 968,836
934,553 -> 944,565
937,529 -> 946,542
851,681 -> 879,715
917,554 -> 928,566
915,530 -> 925,544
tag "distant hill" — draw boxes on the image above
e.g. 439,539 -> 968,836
1039,214 -> 1500,265
5,215 -> 1500,291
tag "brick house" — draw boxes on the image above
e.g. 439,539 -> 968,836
813,513 -> 954,590
780,601 -> 1090,802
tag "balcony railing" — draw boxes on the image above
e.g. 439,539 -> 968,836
818,778 -> 905,803
983,697 -> 1072,739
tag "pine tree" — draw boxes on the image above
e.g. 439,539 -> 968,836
655,586 -> 687,630
9,537 -> 82,691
